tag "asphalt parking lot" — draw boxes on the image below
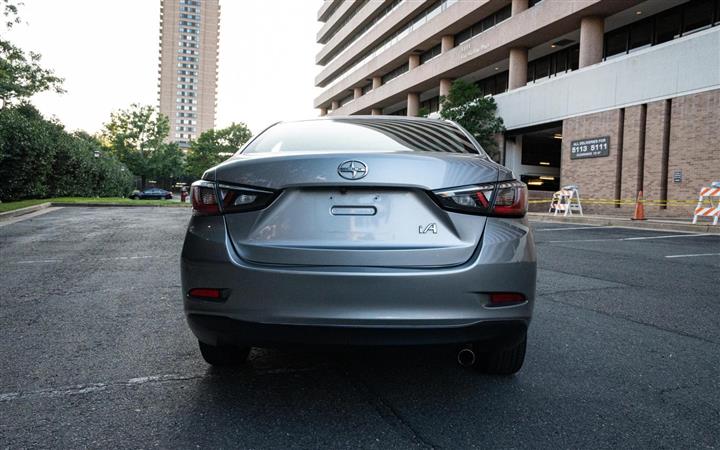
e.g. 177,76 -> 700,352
1,207 -> 718,448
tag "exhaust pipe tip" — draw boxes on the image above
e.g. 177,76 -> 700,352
457,347 -> 476,367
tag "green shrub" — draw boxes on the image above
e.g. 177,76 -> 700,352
0,104 -> 59,200
0,104 -> 134,201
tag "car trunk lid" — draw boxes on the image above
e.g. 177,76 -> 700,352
217,152 -> 500,268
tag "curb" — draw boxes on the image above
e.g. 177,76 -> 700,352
0,202 -> 52,220
529,213 -> 719,234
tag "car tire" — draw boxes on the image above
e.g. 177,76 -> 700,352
475,335 -> 527,375
198,340 -> 250,366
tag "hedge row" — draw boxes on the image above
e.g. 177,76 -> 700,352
0,104 -> 134,201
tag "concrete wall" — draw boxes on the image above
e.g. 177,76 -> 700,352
496,26 -> 720,130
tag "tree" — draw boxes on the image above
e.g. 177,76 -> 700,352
439,80 -> 505,162
186,122 -> 252,179
3,0 -> 22,29
0,1 -> 64,108
0,1 -> 131,200
102,104 -> 171,188
150,141 -> 186,181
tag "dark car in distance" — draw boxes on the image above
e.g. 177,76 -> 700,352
129,188 -> 173,200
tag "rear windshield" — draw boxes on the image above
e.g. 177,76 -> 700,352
241,119 -> 483,155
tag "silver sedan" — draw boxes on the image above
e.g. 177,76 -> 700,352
181,116 -> 536,374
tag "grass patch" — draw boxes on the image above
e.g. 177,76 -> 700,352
0,199 -> 51,213
0,197 -> 190,213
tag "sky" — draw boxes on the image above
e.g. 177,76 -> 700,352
5,0 -> 323,135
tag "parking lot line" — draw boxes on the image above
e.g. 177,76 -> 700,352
548,233 -> 715,243
534,226 -> 616,231
665,252 -> 720,259
623,233 -> 715,241
0,207 -> 63,227
15,259 -> 63,264
10,255 -> 170,265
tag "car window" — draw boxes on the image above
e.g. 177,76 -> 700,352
241,119 -> 483,155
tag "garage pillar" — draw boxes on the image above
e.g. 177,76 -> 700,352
407,92 -> 420,117
439,78 -> 453,111
409,54 -> 421,70
579,16 -> 604,68
508,47 -> 528,90
511,0 -> 528,15
441,34 -> 455,53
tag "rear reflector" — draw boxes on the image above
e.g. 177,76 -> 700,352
488,293 -> 526,306
188,288 -> 223,300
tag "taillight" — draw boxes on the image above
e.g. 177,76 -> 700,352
217,183 -> 275,213
432,180 -> 527,217
191,180 -> 220,216
491,180 -> 527,217
190,180 -> 276,216
433,184 -> 495,215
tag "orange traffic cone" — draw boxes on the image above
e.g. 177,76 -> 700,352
631,190 -> 646,220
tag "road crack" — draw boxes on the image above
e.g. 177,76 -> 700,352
338,367 -> 437,449
542,296 -> 720,346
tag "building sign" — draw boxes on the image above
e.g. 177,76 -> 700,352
570,136 -> 610,159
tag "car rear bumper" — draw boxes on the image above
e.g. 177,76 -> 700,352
187,314 -> 528,347
181,215 -> 536,347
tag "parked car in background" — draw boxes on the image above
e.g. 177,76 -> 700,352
129,188 -> 173,200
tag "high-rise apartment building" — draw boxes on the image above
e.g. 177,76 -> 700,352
158,0 -> 220,145
315,0 -> 720,218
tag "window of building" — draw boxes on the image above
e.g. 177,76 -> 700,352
604,0 -> 719,59
454,4 -> 512,46
381,62 -> 408,84
533,58 -> 550,81
420,96 -> 439,113
475,71 -> 509,96
321,0 -> 370,44
683,0 -> 715,33
654,10 -> 682,44
361,82 -> 373,95
420,44 -> 441,64
338,93 -> 354,107
527,44 -> 579,83
455,28 -> 472,44
604,29 -> 628,59
322,0 -> 458,89
629,19 -> 653,50
322,0 -> 400,64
